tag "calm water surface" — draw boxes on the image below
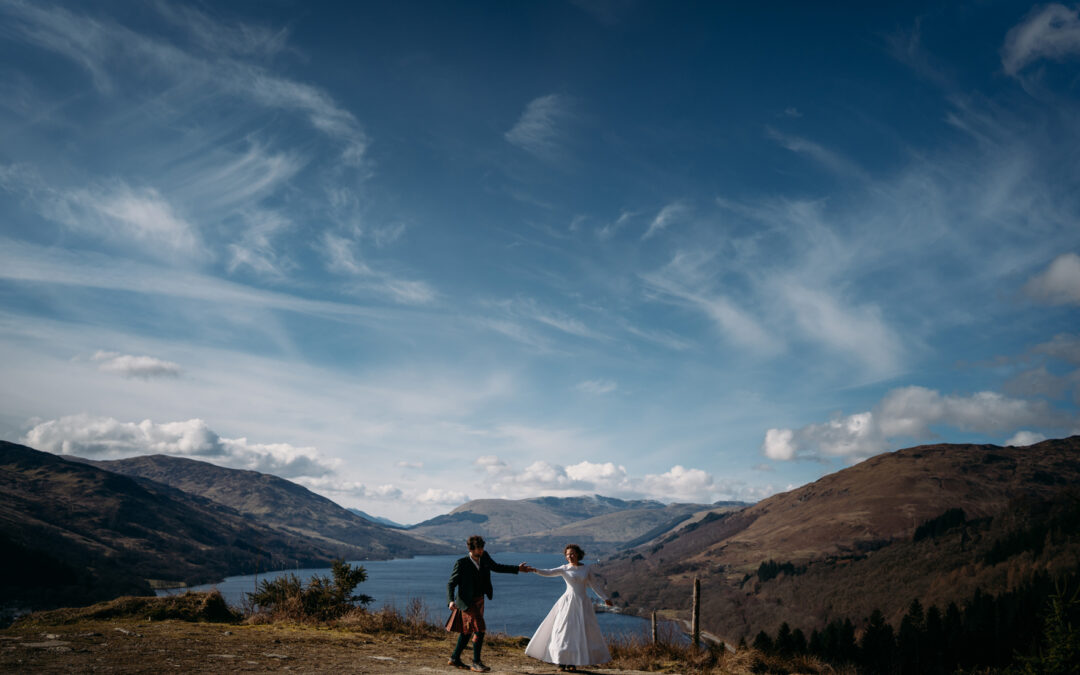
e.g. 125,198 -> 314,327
159,552 -> 669,639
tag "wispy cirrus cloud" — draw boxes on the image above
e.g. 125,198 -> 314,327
776,281 -> 903,378
153,2 -> 292,58
576,379 -> 617,395
597,210 -> 635,240
1,167 -> 206,261
642,250 -> 781,354
226,209 -> 295,278
320,231 -> 372,275
766,127 -> 868,181
642,202 -> 688,241
0,237 -> 399,326
318,231 -> 436,305
505,93 -> 572,160
0,0 -> 368,166
175,141 -> 304,212
54,182 -> 204,260
1,0 -> 117,92
486,298 -> 606,342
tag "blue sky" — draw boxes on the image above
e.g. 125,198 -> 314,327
1,1 -> 1078,523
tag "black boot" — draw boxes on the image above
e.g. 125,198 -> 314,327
470,632 -> 489,671
448,632 -> 470,668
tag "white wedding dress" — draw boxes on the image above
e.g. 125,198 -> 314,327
524,563 -> 611,666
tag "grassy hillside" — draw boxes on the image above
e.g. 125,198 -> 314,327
601,437 -> 1080,642
0,441 -> 378,611
85,454 -> 451,558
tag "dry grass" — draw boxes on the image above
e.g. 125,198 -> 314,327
607,631 -> 851,675
331,599 -> 447,638
12,590 -> 239,626
11,592 -> 860,674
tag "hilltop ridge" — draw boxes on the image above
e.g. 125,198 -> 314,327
602,437 -> 1080,640
0,441 -> 367,610
83,454 -> 449,558
408,494 -> 745,554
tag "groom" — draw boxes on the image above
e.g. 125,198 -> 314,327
446,534 -> 530,672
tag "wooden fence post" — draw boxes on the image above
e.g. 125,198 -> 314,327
651,611 -> 657,644
692,576 -> 701,648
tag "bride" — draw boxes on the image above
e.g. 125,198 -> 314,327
524,544 -> 612,672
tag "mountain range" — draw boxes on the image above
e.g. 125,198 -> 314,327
0,441 -> 447,612
599,437 -> 1080,642
81,454 -> 448,558
407,495 -> 746,554
4,434 -> 1077,644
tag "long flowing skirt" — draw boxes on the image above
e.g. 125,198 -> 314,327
525,592 -> 610,666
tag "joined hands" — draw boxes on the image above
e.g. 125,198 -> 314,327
518,562 -> 535,573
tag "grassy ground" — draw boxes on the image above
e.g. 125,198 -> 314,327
0,593 -> 843,674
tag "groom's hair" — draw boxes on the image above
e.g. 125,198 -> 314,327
565,543 -> 585,560
467,535 -> 486,551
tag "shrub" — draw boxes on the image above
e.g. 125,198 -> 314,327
340,600 -> 443,637
15,591 -> 239,625
247,559 -> 373,622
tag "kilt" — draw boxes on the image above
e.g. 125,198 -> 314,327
446,596 -> 486,634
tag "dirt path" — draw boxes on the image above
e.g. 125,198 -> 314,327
0,619 -> 659,674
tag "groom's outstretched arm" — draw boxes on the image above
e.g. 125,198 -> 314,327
481,551 -> 520,574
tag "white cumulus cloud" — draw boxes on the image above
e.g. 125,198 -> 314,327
762,385 -> 1074,461
1006,430 -> 1047,447
641,465 -> 715,503
1024,253 -> 1080,305
762,428 -> 797,461
1034,333 -> 1080,365
91,350 -> 182,379
565,460 -> 628,486
1002,4 -> 1080,76
475,455 -> 730,504
23,414 -> 337,478
417,488 -> 470,505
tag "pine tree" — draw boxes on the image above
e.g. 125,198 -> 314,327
752,630 -> 773,653
898,598 -> 925,674
775,622 -> 794,656
860,609 -> 896,675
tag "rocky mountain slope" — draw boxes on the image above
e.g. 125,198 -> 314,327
600,437 -> 1080,642
83,454 -> 450,559
0,441 -> 372,610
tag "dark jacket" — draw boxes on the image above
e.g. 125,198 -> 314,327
447,551 -> 519,609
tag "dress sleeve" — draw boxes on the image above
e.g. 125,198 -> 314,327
586,566 -> 608,602
533,565 -> 566,578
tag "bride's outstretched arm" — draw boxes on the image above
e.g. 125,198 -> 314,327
586,567 -> 610,603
